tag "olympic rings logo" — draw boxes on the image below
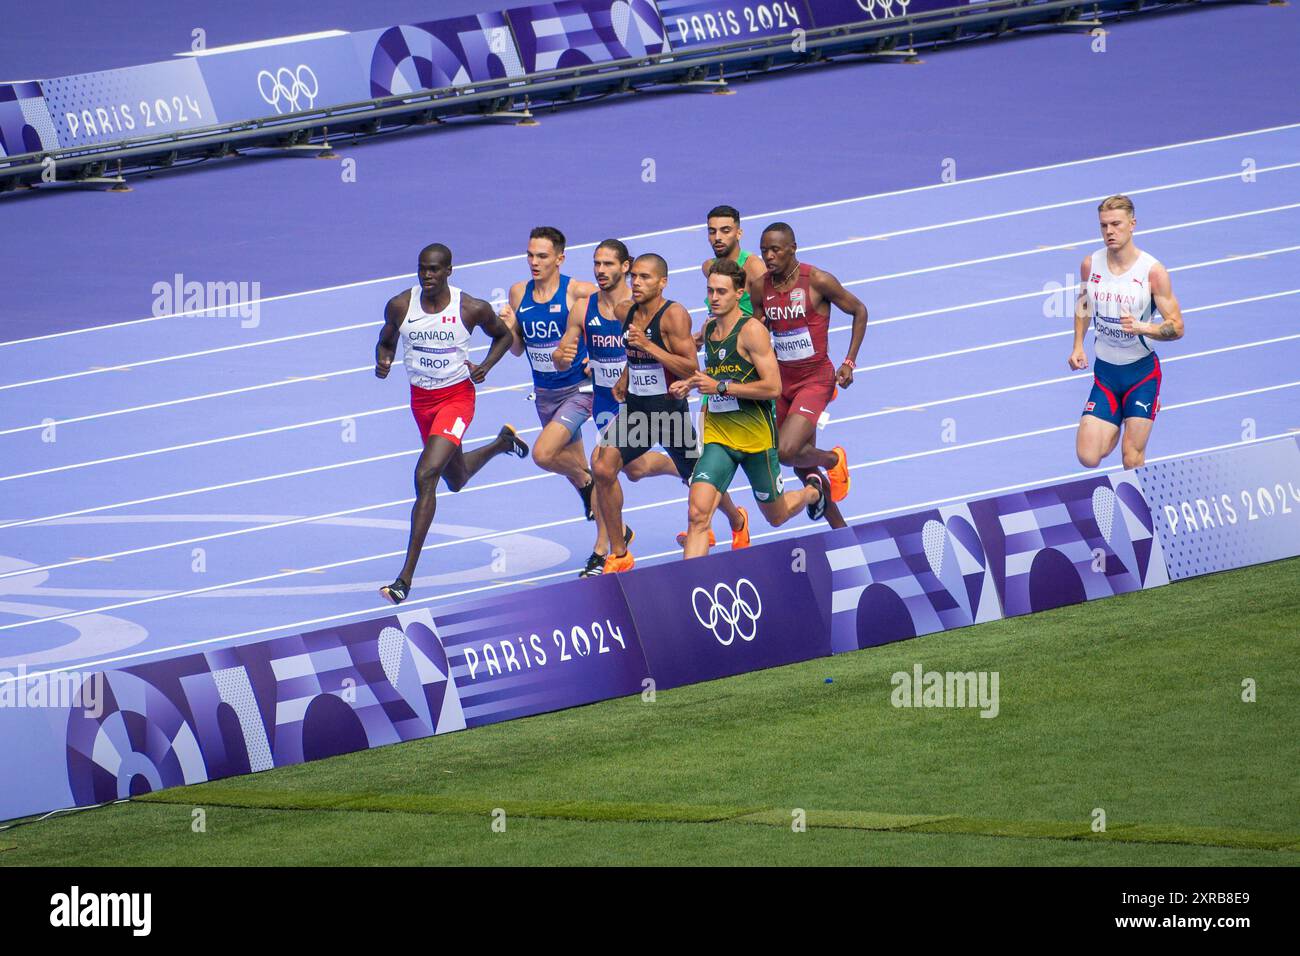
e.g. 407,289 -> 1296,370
257,65 -> 319,114
855,0 -> 910,18
691,577 -> 762,646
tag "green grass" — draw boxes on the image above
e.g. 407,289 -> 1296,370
3,558 -> 1297,866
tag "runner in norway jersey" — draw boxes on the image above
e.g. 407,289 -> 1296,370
373,243 -> 528,606
1071,196 -> 1185,471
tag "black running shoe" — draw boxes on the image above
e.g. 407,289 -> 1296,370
580,552 -> 606,578
805,474 -> 828,521
380,579 -> 410,605
578,470 -> 596,521
622,524 -> 635,549
500,423 -> 529,458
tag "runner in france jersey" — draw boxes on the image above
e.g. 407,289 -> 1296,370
1071,195 -> 1184,470
673,259 -> 826,559
750,222 -> 869,530
500,226 -> 599,520
373,243 -> 529,605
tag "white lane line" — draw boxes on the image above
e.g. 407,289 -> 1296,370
4,122 -> 1297,349
8,244 -> 1297,437
827,334 -> 1300,426
7,302 -> 1296,487
0,323 -> 375,392
7,199 -> 1297,395
8,427 -> 1295,683
5,381 -> 1296,632
664,161 -> 1300,274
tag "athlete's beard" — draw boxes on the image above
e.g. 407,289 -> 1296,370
713,240 -> 738,260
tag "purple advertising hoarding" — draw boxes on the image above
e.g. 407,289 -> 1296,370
0,82 -> 58,156
807,0 -> 967,28
619,538 -> 830,689
506,0 -> 672,73
361,14 -> 526,98
658,0 -> 812,48
40,59 -> 217,148
431,574 -> 650,727
821,504 -> 1002,653
968,473 -> 1168,618
1138,437 -> 1300,580
196,35 -> 370,122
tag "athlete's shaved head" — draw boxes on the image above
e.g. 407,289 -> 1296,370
419,242 -> 452,265
761,222 -> 796,243
634,252 -> 668,277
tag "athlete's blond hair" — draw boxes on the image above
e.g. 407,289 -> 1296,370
1098,195 -> 1135,217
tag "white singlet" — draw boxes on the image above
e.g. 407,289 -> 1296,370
400,285 -> 471,389
1086,248 -> 1160,366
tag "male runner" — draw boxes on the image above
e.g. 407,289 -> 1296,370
749,222 -> 868,530
674,259 -> 826,558
374,243 -> 529,605
1071,195 -> 1183,469
555,241 -> 750,575
591,253 -> 705,573
699,204 -> 766,318
499,226 -> 599,519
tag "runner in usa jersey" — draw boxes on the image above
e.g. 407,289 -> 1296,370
751,222 -> 869,530
373,242 -> 529,605
500,226 -> 601,522
1069,195 -> 1185,471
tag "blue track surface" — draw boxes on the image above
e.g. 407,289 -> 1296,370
1,4 -> 1297,676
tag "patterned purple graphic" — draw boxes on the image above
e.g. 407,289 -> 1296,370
1138,437 -> 1300,580
0,82 -> 57,157
364,14 -> 525,97
432,574 -> 649,727
619,539 -> 829,689
506,0 -> 672,74
968,473 -> 1168,618
64,610 -> 462,805
824,504 -> 1000,652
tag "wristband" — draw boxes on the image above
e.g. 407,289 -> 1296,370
841,358 -> 856,369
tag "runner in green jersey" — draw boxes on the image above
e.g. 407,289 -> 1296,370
672,259 -> 827,559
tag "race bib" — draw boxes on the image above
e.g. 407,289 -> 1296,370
590,358 -> 626,388
526,345 -> 557,373
707,393 -> 739,413
773,327 -> 815,362
629,363 -> 667,396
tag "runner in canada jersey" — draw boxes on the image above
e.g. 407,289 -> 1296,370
373,243 -> 529,605
750,222 -> 869,530
1070,195 -> 1184,470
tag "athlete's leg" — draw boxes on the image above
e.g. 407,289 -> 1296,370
532,420 -> 591,486
684,482 -> 723,559
397,434 -> 459,584
1120,417 -> 1154,469
776,412 -> 837,472
593,444 -> 632,557
755,484 -> 822,526
1076,416 -> 1120,468
441,427 -> 523,492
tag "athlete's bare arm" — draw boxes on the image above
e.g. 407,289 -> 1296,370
500,280 -> 528,357
746,274 -> 767,323
1125,263 -> 1184,341
1069,256 -> 1092,371
568,279 -> 598,310
742,253 -> 767,287
634,302 -> 699,380
375,292 -> 409,379
553,294 -> 588,371
462,294 -> 513,384
810,267 -> 868,387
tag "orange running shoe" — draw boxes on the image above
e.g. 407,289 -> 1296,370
602,550 -> 636,574
828,446 -> 850,502
731,506 -> 751,549
675,528 -> 717,547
